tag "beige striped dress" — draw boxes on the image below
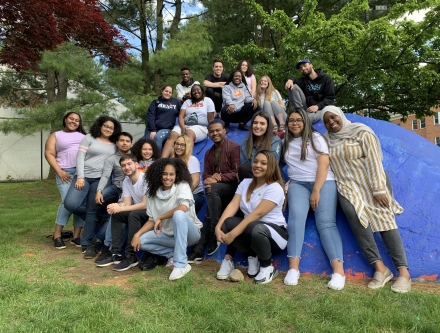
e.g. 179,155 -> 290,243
328,131 -> 403,232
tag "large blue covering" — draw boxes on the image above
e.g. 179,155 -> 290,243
192,115 -> 440,281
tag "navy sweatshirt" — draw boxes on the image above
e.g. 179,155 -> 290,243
146,96 -> 181,132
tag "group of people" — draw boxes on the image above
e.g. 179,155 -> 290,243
44,58 -> 411,292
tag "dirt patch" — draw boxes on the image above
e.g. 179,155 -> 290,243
32,237 -> 440,294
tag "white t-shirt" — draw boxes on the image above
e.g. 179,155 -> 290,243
187,155 -> 203,194
122,172 -> 148,204
236,179 -> 286,227
285,132 -> 335,182
182,97 -> 215,126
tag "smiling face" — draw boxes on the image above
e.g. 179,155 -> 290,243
287,112 -> 304,138
213,61 -> 223,77
162,164 -> 176,190
259,77 -> 269,90
64,113 -> 81,132
208,122 -> 226,144
100,121 -> 115,139
173,137 -> 186,157
323,112 -> 343,133
161,86 -> 172,99
252,115 -> 268,137
120,158 -> 138,177
116,135 -> 132,154
191,85 -> 203,101
181,69 -> 191,83
141,143 -> 153,160
232,71 -> 242,86
298,62 -> 313,77
240,61 -> 248,73
252,153 -> 268,179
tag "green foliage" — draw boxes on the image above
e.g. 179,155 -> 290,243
222,0 -> 440,118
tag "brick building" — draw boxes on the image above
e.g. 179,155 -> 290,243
390,107 -> 440,147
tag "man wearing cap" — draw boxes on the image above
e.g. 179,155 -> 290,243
285,59 -> 335,123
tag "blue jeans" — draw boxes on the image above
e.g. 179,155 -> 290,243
139,210 -> 200,268
55,167 -> 84,227
143,129 -> 171,150
64,176 -> 102,246
96,183 -> 121,223
286,180 -> 343,263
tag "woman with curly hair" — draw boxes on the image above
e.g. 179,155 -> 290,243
161,84 -> 215,158
131,138 -> 161,173
171,134 -> 204,213
65,115 -> 122,259
255,76 -> 287,132
215,151 -> 287,284
131,158 -> 202,280
45,112 -> 86,249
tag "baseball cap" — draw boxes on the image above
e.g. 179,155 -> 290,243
295,59 -> 312,69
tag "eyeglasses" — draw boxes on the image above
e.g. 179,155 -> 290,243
288,118 -> 303,124
102,124 -> 114,131
174,142 -> 186,148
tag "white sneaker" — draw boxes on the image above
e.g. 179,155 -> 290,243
166,257 -> 174,268
328,273 -> 346,290
284,269 -> 300,286
254,265 -> 278,284
169,264 -> 191,281
216,259 -> 234,280
247,256 -> 260,278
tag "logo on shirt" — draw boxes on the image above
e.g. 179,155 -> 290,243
233,90 -> 243,97
307,83 -> 322,92
158,103 -> 177,110
188,102 -> 204,108
257,189 -> 263,196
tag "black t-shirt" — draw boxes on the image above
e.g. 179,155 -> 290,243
205,74 -> 229,94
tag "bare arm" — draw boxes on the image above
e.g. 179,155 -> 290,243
44,133 -> 71,183
190,172 -> 200,192
204,80 -> 226,88
310,154 -> 330,211
107,195 -> 147,215
178,108 -> 186,132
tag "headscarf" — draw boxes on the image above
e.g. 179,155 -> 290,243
321,105 -> 383,159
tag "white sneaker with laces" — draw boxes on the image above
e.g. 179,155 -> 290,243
216,259 -> 234,280
284,269 -> 300,286
169,264 -> 191,280
254,265 -> 278,284
247,256 -> 260,278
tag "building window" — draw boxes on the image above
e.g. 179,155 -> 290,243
420,118 -> 426,129
436,137 -> 440,147
412,120 -> 418,130
435,112 -> 439,125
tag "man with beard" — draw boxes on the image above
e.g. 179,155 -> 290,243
285,59 -> 335,123
187,120 -> 240,263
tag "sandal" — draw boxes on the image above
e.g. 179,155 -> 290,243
279,123 -> 286,132
273,125 -> 278,133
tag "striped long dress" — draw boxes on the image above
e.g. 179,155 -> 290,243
328,131 -> 403,232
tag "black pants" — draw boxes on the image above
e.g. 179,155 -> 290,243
222,217 -> 288,267
205,88 -> 223,113
111,210 -> 149,259
221,103 -> 259,127
193,182 -> 238,252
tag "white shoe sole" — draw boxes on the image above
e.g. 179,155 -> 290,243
255,269 -> 278,284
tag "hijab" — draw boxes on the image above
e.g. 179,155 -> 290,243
322,105 -> 382,159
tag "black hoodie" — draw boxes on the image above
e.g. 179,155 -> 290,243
290,69 -> 334,109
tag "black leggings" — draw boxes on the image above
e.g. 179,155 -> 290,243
222,217 -> 288,267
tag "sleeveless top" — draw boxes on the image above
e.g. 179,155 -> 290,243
55,131 -> 84,169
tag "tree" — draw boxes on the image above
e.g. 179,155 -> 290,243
0,0 -> 129,72
220,0 -> 440,119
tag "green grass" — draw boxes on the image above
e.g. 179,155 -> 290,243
0,181 -> 439,333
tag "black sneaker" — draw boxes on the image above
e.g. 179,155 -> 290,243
70,238 -> 81,247
207,236 -> 220,256
53,237 -> 66,250
187,251 -> 203,264
84,240 -> 102,259
138,251 -> 160,271
94,245 -> 112,263
96,254 -> 121,267
113,256 -> 139,271
238,123 -> 250,131
81,245 -> 87,253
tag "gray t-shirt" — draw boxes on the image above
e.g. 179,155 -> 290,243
97,152 -> 125,191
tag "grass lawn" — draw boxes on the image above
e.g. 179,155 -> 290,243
0,180 -> 439,333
